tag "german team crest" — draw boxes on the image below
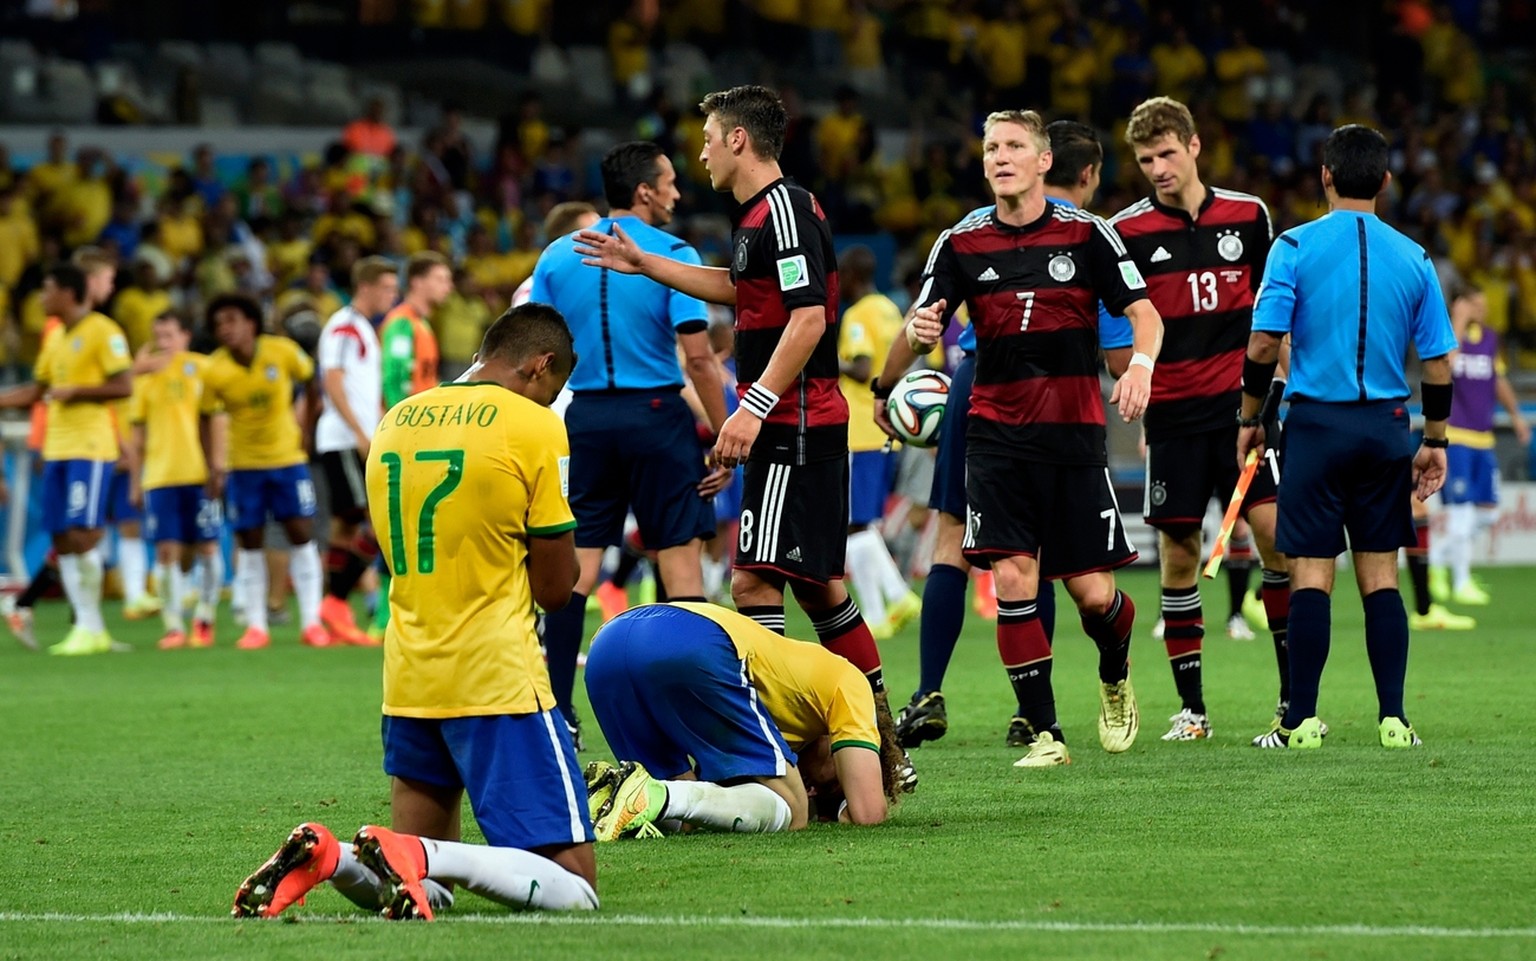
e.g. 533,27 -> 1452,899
1150,480 -> 1167,507
734,237 -> 750,274
1048,253 -> 1076,282
1217,230 -> 1244,262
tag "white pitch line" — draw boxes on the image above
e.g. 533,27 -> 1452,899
0,912 -> 1533,939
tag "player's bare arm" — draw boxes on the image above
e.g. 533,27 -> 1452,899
199,412 -> 228,499
713,304 -> 826,468
322,367 -> 372,455
528,530 -> 579,611
872,317 -> 923,440
1238,329 -> 1284,464
1108,298 -> 1162,423
1415,355 -> 1452,502
126,423 -> 147,508
1495,368 -> 1531,446
0,382 -> 43,409
831,746 -> 889,825
574,224 -> 738,306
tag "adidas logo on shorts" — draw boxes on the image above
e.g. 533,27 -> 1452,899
977,267 -> 1000,282
1150,246 -> 1172,263
786,547 -> 803,562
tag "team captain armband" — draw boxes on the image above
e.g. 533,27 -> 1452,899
1421,381 -> 1453,423
1242,356 -> 1278,399
741,382 -> 780,419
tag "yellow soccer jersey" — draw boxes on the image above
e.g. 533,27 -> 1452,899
675,603 -> 880,754
128,352 -> 212,490
33,311 -> 131,462
201,335 -> 313,471
370,382 -> 576,718
839,292 -> 904,453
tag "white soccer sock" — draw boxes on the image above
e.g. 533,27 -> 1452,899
158,562 -> 185,632
58,553 -> 87,627
702,555 -> 725,600
76,548 -> 106,632
327,840 -> 388,911
420,838 -> 598,910
289,541 -> 324,630
197,551 -> 223,624
237,549 -> 268,632
119,537 -> 148,605
868,531 -> 913,604
1446,503 -> 1476,590
845,530 -> 889,626
660,779 -> 792,833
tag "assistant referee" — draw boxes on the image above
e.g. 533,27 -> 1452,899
1238,124 -> 1457,751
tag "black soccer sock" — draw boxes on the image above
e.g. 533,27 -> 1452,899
327,546 -> 372,600
1079,588 -> 1135,684
609,549 -> 642,589
1160,584 -> 1205,714
1406,518 -> 1432,616
1226,547 -> 1253,620
1037,577 -> 1057,643
738,605 -> 786,635
17,561 -> 59,609
1281,588 -> 1331,729
1363,589 -> 1410,722
543,592 -> 587,724
998,598 -> 1060,742
1261,569 -> 1291,705
916,563 -> 967,695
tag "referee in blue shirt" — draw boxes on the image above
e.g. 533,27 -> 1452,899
1239,125 -> 1457,751
531,141 -> 731,736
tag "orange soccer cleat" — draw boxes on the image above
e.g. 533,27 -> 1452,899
595,581 -> 630,623
157,629 -> 188,650
301,624 -> 335,648
972,570 -> 998,620
352,825 -> 434,921
232,822 -> 341,919
320,596 -> 370,645
191,619 -> 215,648
236,627 -> 271,650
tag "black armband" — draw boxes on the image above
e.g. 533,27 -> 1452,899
1422,436 -> 1449,449
1242,356 -> 1278,399
1421,381 -> 1453,423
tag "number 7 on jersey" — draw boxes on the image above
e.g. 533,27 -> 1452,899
380,449 -> 464,576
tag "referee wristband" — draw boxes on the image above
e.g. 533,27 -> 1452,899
1128,352 -> 1155,373
1243,356 -> 1279,399
741,382 -> 779,419
871,380 -> 893,401
1422,436 -> 1449,449
1421,381 -> 1453,423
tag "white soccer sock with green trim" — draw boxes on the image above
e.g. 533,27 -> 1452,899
420,838 -> 598,910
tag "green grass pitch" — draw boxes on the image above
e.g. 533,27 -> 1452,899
3,566 -> 1533,960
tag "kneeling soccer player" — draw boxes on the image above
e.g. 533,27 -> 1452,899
232,304 -> 598,919
584,602 -> 903,839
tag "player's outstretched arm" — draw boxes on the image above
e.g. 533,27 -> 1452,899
574,225 -> 737,306
1108,298 -> 1162,423
832,747 -> 888,825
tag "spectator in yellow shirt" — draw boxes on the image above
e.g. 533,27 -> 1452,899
0,183 -> 39,292
1213,29 -> 1268,124
112,259 -> 174,354
843,0 -> 885,92
26,132 -> 75,211
433,267 -> 494,379
60,149 -> 114,249
817,88 -> 867,185
157,195 -> 205,269
463,223 -> 520,304
1151,25 -> 1207,105
976,1 -> 1029,98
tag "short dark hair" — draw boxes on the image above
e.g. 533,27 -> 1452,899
405,251 -> 450,283
155,309 -> 194,334
838,244 -> 877,287
45,263 -> 88,303
699,85 -> 787,161
1323,124 -> 1389,200
601,141 -> 666,210
1044,121 -> 1103,188
205,292 -> 265,331
480,302 -> 576,376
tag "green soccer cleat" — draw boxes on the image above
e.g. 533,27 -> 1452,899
1379,717 -> 1422,749
584,759 -> 621,823
1097,677 -> 1138,752
882,591 -> 922,636
593,764 -> 667,841
1428,566 -> 1451,603
49,625 -> 110,656
1242,588 -> 1268,634
1410,603 -> 1477,631
1450,581 -> 1490,607
1288,716 -> 1326,749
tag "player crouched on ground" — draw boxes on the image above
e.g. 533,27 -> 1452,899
232,304 -> 597,919
583,602 -> 902,839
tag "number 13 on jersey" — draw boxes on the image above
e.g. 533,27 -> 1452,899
380,449 -> 464,576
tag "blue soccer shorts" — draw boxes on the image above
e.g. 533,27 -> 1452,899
848,450 -> 893,527
41,459 -> 114,534
381,710 -> 594,850
928,353 -> 974,519
584,604 -> 795,783
226,464 -> 317,531
107,468 -> 142,524
145,484 -> 223,545
1443,445 -> 1498,506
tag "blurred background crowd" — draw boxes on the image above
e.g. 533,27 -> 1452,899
1,0 -> 1534,384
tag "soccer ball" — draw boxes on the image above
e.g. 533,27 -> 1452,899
885,369 -> 951,448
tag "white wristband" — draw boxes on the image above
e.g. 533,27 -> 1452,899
741,382 -> 779,419
1129,352 -> 1155,373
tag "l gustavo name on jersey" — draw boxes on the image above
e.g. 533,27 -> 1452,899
392,400 -> 501,429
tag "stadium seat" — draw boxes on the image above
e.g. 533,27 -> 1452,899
34,59 -> 97,124
202,42 -> 255,98
249,77 -> 306,124
531,44 -> 572,86
305,78 -> 360,127
254,42 -> 305,81
200,95 -> 242,128
0,38 -> 39,70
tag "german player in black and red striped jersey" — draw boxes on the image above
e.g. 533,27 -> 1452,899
906,110 -> 1165,769
574,86 -> 898,763
1106,97 -> 1291,743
